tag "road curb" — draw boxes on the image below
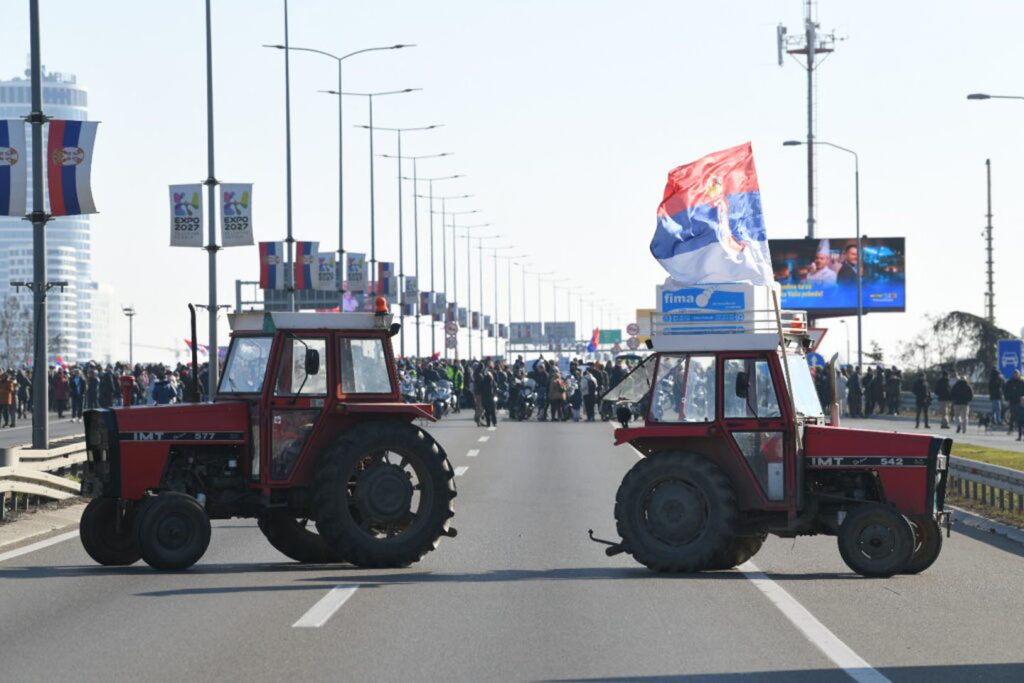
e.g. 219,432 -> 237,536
950,505 -> 1024,547
0,502 -> 85,554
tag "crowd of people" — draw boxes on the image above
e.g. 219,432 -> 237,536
0,361 -> 212,425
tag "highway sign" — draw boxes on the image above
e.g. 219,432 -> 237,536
627,336 -> 639,350
626,323 -> 640,336
998,339 -> 1023,380
599,329 -> 622,344
445,321 -> 459,335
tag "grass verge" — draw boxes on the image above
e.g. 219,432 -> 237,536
951,442 -> 1024,471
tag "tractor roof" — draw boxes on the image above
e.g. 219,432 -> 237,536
228,311 -> 393,333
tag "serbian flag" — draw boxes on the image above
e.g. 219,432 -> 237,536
259,241 -> 285,289
650,142 -> 772,286
47,120 -> 99,216
1,120 -> 28,216
587,327 -> 600,352
294,240 -> 318,290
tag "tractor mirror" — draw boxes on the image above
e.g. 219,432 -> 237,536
304,348 -> 321,376
734,371 -> 749,399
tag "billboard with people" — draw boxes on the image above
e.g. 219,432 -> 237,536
770,237 -> 906,314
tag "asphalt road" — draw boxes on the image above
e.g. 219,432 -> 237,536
0,414 -> 82,449
2,413 -> 1023,682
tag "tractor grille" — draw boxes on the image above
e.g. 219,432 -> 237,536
82,410 -> 121,497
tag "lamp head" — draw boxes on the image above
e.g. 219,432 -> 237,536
782,140 -> 803,146
966,93 -> 991,100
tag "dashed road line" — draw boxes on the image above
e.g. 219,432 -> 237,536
0,531 -> 79,563
455,466 -> 469,477
467,449 -> 480,457
478,435 -> 490,443
292,585 -> 359,629
739,562 -> 890,683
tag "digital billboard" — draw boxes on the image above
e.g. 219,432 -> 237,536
769,237 -> 905,315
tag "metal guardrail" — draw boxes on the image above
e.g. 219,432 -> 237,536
948,455 -> 1024,513
0,435 -> 86,519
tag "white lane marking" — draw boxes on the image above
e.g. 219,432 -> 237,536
0,530 -> 79,564
739,562 -> 890,683
487,426 -> 496,432
454,466 -> 469,477
478,435 -> 490,443
467,449 -> 480,457
292,585 -> 359,628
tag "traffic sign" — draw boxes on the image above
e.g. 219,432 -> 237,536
627,336 -> 639,350
998,339 -> 1023,380
445,321 -> 459,335
445,336 -> 457,349
806,353 -> 826,369
612,343 -> 622,354
626,322 -> 640,336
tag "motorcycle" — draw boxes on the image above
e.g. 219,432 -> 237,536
400,374 -> 420,404
513,378 -> 536,421
426,379 -> 453,419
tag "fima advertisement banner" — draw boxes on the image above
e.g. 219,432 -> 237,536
770,237 -> 906,314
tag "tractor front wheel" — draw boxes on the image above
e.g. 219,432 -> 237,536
901,515 -> 943,575
258,513 -> 345,564
615,452 -> 738,573
313,421 -> 456,568
80,497 -> 140,566
133,492 -> 211,571
837,506 -> 914,578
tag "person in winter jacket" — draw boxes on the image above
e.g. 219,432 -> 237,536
847,369 -> 863,418
582,369 -> 599,422
0,371 -> 16,428
950,375 -> 974,434
52,369 -> 71,418
151,373 -> 177,405
1004,370 -> 1024,438
98,368 -> 117,408
988,367 -> 1005,426
912,374 -> 931,429
548,370 -> 568,422
934,371 -> 951,429
69,368 -> 87,422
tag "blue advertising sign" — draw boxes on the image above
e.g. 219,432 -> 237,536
998,339 -> 1023,380
770,237 -> 906,314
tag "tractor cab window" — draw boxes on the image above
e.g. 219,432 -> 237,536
785,353 -> 825,419
274,337 -> 328,396
650,354 -> 716,423
724,358 -> 781,419
339,337 -> 392,394
220,336 -> 273,394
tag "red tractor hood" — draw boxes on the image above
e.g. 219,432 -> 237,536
113,401 -> 250,442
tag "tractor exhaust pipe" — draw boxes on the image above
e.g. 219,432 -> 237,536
188,304 -> 201,403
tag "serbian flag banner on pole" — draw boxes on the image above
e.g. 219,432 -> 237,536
259,241 -> 285,289
294,241 -> 318,290
1,120 -> 28,216
47,120 -> 99,216
650,142 -> 772,286
587,327 -> 600,352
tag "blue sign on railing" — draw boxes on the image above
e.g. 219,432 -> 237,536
998,339 -> 1023,380
806,352 -> 826,369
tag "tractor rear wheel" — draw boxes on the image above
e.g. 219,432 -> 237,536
313,421 -> 456,568
837,506 -> 914,578
80,497 -> 140,566
901,515 -> 943,575
707,533 -> 767,570
258,513 -> 345,564
615,452 -> 738,573
133,492 -> 211,571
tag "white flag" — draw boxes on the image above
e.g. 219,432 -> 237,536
1,120 -> 27,217
220,183 -> 254,247
169,184 -> 204,247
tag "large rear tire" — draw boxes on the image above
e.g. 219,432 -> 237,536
615,452 -> 738,573
133,492 -> 211,571
901,515 -> 943,575
80,497 -> 140,566
837,506 -> 914,578
707,533 -> 767,570
313,421 -> 456,568
258,513 -> 345,564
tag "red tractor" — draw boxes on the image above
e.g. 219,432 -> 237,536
596,307 -> 950,578
79,305 -> 456,570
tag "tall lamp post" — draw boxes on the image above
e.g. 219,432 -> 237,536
475,235 -> 503,359
356,124 -> 440,356
422,199 -> 475,358
387,153 -> 451,357
324,88 -> 419,293
459,232 -> 500,359
489,246 -> 517,357
451,222 -> 491,359
122,306 -> 136,368
783,139 -> 861,370
500,254 -> 528,357
261,42 -> 412,308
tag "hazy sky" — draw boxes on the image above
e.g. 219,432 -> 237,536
5,0 -> 1024,364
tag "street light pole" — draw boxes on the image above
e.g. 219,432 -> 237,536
282,0 -> 296,311
265,43 -> 412,309
783,139 -> 862,370
123,307 -> 136,368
